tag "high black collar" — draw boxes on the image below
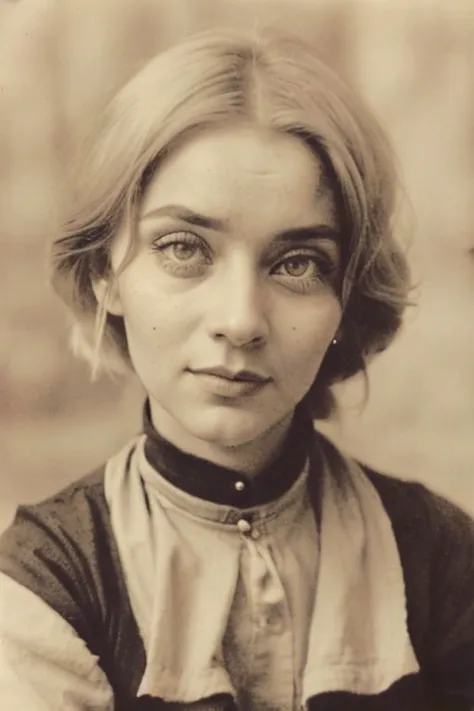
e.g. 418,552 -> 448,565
143,401 -> 317,508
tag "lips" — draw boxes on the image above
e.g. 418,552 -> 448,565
190,365 -> 270,383
188,365 -> 271,398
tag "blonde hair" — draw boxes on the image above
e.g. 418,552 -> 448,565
51,27 -> 410,417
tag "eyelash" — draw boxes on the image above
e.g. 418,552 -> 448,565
273,250 -> 336,286
150,231 -> 211,272
150,231 -> 337,291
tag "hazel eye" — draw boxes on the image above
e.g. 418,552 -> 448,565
274,254 -> 320,280
150,230 -> 212,278
280,256 -> 313,277
270,248 -> 339,294
169,242 -> 200,261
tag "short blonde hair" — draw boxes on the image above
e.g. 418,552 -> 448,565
51,27 -> 410,418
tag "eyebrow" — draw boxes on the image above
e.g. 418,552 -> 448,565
140,204 -> 225,231
276,225 -> 340,244
141,203 -> 340,243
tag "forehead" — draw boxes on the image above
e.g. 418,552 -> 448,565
140,124 -> 339,228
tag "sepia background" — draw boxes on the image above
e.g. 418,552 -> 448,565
0,0 -> 473,532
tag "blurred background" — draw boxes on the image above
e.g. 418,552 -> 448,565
0,0 -> 473,531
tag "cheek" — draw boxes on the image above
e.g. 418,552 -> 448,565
281,298 -> 341,369
117,283 -> 184,358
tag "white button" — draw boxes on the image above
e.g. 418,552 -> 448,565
234,480 -> 246,492
237,518 -> 252,534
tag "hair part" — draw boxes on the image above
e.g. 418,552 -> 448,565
51,27 -> 411,418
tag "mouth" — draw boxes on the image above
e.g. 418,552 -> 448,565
190,366 -> 270,384
188,366 -> 271,398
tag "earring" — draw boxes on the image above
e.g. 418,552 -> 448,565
332,337 -> 338,346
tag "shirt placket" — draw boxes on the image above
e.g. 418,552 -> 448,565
238,522 -> 296,710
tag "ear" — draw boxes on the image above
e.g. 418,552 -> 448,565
92,277 -> 124,317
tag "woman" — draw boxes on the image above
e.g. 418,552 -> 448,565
0,28 -> 473,711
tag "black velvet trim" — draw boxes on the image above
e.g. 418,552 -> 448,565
143,401 -> 317,508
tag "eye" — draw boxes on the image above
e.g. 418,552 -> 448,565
278,255 -> 315,278
151,231 -> 211,277
152,231 -> 205,261
168,241 -> 200,261
271,249 -> 338,294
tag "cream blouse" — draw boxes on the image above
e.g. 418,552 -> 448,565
107,437 -> 318,709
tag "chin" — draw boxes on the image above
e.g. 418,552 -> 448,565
185,406 -> 276,449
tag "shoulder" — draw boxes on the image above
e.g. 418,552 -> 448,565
314,430 -> 474,673
0,458 -> 146,699
362,464 -> 474,692
315,429 -> 473,553
0,465 -> 115,640
0,464 -> 110,565
366,465 -> 474,698
364,463 -> 473,524
363,464 -> 474,579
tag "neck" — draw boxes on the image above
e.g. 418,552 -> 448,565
148,403 -> 294,478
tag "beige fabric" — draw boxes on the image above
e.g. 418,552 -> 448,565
104,435 -> 420,709
106,436 -> 317,709
302,456 -> 420,697
0,572 -> 113,711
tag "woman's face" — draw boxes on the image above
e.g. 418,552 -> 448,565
107,124 -> 342,452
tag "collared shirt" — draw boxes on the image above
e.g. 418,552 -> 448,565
135,446 -> 319,710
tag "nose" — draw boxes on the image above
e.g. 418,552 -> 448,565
207,262 -> 268,349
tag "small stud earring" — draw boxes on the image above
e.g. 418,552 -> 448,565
332,337 -> 338,346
